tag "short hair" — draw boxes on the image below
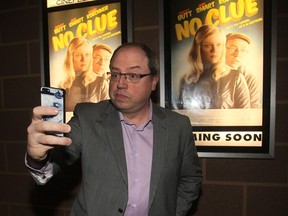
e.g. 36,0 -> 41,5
110,42 -> 159,76
93,44 -> 113,53
226,32 -> 251,44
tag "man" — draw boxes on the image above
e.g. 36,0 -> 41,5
226,32 -> 261,108
26,42 -> 203,216
89,44 -> 113,103
92,43 -> 112,77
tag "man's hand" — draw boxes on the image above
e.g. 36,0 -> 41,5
27,106 -> 72,161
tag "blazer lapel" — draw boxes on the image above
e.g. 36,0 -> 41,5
148,105 -> 167,209
102,105 -> 128,185
101,102 -> 168,207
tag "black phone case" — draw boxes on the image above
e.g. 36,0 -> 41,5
41,87 -> 66,136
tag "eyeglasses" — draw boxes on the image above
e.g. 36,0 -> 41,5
93,55 -> 110,63
226,45 -> 249,53
108,72 -> 152,83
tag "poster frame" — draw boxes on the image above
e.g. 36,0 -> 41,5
39,0 -> 133,117
159,0 -> 277,158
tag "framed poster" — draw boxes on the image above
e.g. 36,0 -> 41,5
159,0 -> 276,158
40,0 -> 132,120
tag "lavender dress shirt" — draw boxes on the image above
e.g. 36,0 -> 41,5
119,109 -> 153,216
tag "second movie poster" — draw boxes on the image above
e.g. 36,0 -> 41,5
168,0 -> 264,147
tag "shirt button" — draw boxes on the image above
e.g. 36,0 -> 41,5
131,204 -> 137,208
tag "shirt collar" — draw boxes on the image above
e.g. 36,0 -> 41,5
119,100 -> 153,127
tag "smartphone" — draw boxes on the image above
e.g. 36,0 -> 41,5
41,87 -> 65,136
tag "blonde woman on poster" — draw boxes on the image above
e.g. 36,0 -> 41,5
60,37 -> 97,111
177,24 -> 250,110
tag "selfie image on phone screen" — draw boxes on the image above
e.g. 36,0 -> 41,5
41,87 -> 65,124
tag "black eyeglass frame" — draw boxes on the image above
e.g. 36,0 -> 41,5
108,72 -> 152,83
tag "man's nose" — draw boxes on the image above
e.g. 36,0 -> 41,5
117,75 -> 128,88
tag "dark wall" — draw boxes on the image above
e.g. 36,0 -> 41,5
0,0 -> 287,215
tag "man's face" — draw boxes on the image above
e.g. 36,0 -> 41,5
109,46 -> 158,115
92,48 -> 112,76
226,38 -> 250,69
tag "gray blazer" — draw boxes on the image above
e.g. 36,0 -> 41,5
51,100 -> 202,216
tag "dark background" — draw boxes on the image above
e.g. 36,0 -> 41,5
0,0 -> 287,215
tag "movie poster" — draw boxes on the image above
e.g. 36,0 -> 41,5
168,0 -> 264,147
45,1 -> 123,119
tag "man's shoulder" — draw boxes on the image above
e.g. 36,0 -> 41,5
74,100 -> 114,115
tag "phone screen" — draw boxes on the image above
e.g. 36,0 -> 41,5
41,87 -> 65,129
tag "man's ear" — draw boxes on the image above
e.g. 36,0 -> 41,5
152,75 -> 159,91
